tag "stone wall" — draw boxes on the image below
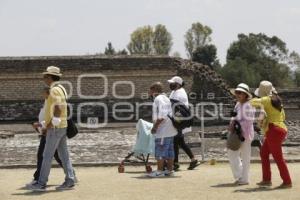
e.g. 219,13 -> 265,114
0,55 -> 233,123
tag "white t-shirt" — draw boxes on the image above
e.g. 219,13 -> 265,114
38,101 -> 46,123
169,88 -> 192,133
37,100 -> 46,134
152,94 -> 177,139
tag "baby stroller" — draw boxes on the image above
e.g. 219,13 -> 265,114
118,119 -> 155,173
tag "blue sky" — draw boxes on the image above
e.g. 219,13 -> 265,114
0,0 -> 299,64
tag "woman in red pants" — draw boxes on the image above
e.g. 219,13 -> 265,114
251,81 -> 292,189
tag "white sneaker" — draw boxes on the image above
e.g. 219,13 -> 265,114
163,170 -> 174,177
147,171 -> 165,178
25,180 -> 37,188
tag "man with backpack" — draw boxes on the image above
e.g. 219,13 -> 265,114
168,76 -> 199,171
28,66 -> 76,191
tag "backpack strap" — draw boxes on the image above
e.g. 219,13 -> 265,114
55,85 -> 67,101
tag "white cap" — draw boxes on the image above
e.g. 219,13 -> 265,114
167,76 -> 183,85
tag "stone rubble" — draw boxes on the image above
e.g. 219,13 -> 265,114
0,122 -> 299,167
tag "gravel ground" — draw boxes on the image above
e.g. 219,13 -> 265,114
0,122 -> 300,167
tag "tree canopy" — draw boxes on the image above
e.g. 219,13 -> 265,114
220,33 -> 294,87
127,24 -> 173,55
184,22 -> 212,58
192,44 -> 220,71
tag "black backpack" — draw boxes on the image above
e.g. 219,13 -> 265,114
168,98 -> 193,131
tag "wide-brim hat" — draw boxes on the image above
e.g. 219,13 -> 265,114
230,83 -> 253,99
42,66 -> 62,77
254,81 -> 277,97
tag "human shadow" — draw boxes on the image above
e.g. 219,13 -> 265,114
234,185 -> 293,193
12,189 -> 64,196
132,175 -> 181,180
123,171 -> 148,174
234,186 -> 273,193
211,183 -> 240,188
17,185 -> 58,191
13,185 -> 67,196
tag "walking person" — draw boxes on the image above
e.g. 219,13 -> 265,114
148,82 -> 177,178
28,66 -> 75,191
168,76 -> 198,170
26,87 -> 77,188
228,83 -> 255,185
251,81 -> 292,188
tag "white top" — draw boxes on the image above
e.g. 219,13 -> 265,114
152,94 -> 177,139
169,88 -> 192,133
37,100 -> 46,134
233,101 -> 255,141
38,101 -> 46,123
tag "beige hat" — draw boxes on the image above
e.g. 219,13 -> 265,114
254,81 -> 277,97
167,76 -> 183,85
230,83 -> 252,99
42,66 -> 62,77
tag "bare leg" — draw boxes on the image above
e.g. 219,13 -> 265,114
167,159 -> 174,171
157,160 -> 164,171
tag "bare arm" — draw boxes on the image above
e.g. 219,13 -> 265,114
54,105 -> 62,117
151,118 -> 164,134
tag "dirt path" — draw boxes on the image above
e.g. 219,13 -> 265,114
0,163 -> 298,200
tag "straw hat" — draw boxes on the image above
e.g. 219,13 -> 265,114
42,66 -> 62,77
230,83 -> 252,99
254,81 -> 277,97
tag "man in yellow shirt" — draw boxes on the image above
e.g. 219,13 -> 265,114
28,66 -> 75,192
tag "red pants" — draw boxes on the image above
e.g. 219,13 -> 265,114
260,124 -> 292,184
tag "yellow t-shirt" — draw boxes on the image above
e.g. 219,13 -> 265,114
44,82 -> 68,128
250,96 -> 287,133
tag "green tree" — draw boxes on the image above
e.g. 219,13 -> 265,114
221,33 -> 293,87
172,51 -> 181,58
184,22 -> 212,58
127,26 -> 154,55
117,49 -> 128,55
220,58 -> 259,87
127,25 -> 173,55
153,24 -> 173,55
289,51 -> 300,86
192,44 -> 220,70
227,33 -> 288,63
295,71 -> 300,87
104,42 -> 116,55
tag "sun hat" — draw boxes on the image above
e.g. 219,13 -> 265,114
230,83 -> 252,99
254,81 -> 277,97
42,66 -> 62,77
167,76 -> 183,85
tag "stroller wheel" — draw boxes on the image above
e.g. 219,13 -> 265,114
146,165 -> 152,173
118,164 -> 125,173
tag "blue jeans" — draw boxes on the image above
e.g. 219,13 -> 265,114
155,137 -> 175,160
38,128 -> 74,186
